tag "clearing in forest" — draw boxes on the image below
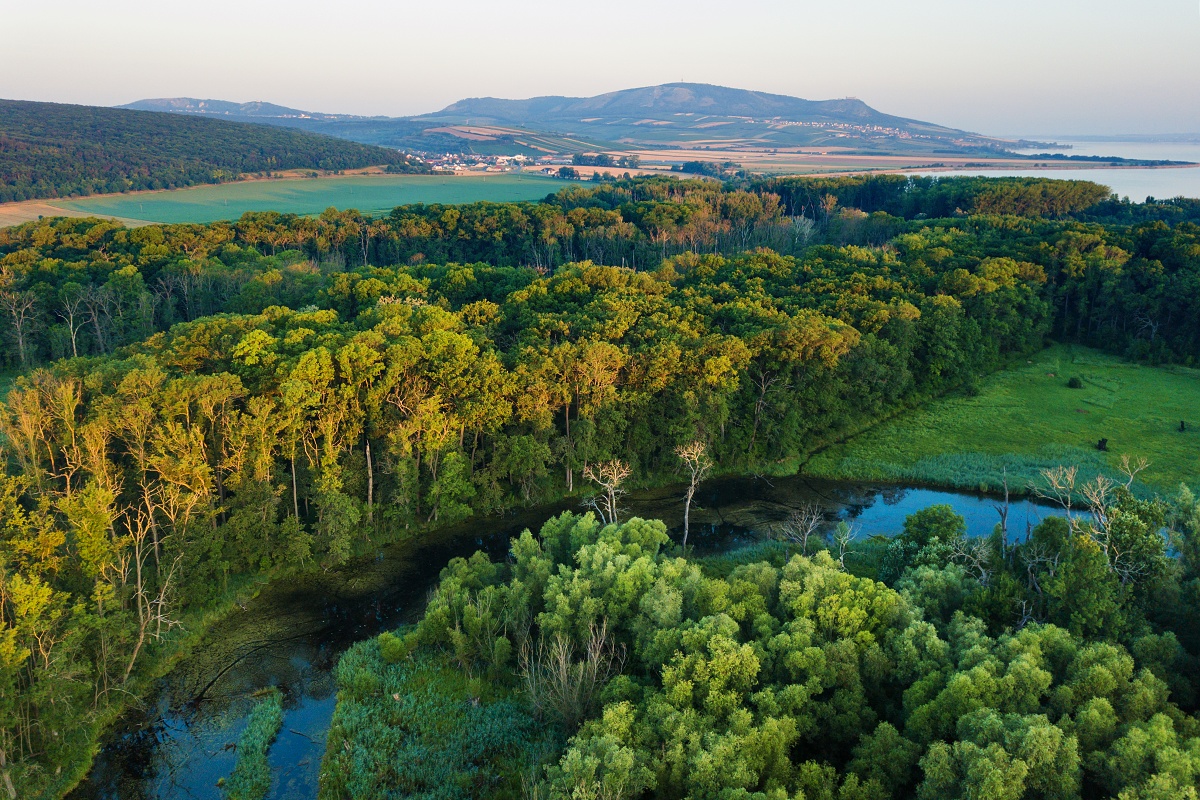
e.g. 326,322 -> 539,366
804,345 -> 1200,493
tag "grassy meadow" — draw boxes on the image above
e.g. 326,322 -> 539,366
48,173 -> 562,225
804,345 -> 1200,494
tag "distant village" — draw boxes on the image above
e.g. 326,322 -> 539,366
420,153 -> 588,176
412,151 -> 643,179
423,153 -> 533,173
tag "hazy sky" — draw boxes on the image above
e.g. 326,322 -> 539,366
3,0 -> 1198,135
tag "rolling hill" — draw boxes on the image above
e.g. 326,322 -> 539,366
123,83 -> 1021,157
436,83 -> 924,127
0,99 -> 413,203
123,97 -> 375,122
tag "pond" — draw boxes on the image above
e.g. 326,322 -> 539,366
67,476 -> 1060,799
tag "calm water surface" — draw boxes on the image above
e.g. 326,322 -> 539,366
914,139 -> 1200,201
68,476 -> 1060,800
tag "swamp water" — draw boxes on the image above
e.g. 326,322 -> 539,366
68,476 -> 1058,799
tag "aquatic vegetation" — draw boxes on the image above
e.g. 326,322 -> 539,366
225,688 -> 284,800
319,642 -> 548,800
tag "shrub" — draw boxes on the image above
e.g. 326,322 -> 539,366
1068,376 -> 1084,389
379,630 -> 417,664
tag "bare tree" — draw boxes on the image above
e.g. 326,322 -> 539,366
0,744 -> 15,800
993,467 -> 1011,552
1034,456 -> 1153,587
82,285 -> 116,354
154,272 -> 182,325
1015,600 -> 1035,631
1135,312 -> 1161,342
59,283 -> 87,358
121,500 -> 183,682
1078,470 -> 1154,587
1117,454 -> 1149,488
749,370 -> 788,452
0,290 -> 38,366
675,440 -> 712,547
789,215 -> 817,252
583,460 -> 631,526
832,521 -> 859,569
1033,464 -> 1078,519
1021,542 -> 1060,603
776,504 -> 825,556
519,621 -> 623,732
951,536 -> 993,586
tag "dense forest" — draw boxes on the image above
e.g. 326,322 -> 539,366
0,175 -> 1198,797
0,100 -> 415,203
2,176 -> 1198,367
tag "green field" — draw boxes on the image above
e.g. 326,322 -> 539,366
805,345 -> 1200,494
51,173 -> 563,224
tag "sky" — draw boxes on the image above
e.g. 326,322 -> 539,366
2,0 -> 1198,136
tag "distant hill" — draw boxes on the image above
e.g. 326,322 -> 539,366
420,82 -> 1006,154
121,97 -> 374,122
123,83 -> 1016,157
0,99 -> 410,204
435,83 -> 922,127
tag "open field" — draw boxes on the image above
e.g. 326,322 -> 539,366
804,345 -> 1200,494
54,173 -> 563,225
1,173 -> 564,227
0,200 -> 148,229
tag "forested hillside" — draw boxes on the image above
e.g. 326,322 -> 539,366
0,99 -> 412,203
1,176 -> 1199,796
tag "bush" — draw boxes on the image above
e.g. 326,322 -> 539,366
1068,376 -> 1084,389
379,630 -> 417,663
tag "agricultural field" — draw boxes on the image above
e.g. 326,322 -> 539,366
33,173 -> 563,225
804,345 -> 1200,493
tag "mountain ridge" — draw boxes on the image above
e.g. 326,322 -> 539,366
126,83 -> 962,132
430,82 -> 939,128
119,82 -> 1015,156
121,97 -> 376,121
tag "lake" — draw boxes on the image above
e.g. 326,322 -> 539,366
912,138 -> 1200,201
67,476 -> 1061,800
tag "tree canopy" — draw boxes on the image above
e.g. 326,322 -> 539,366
328,507 -> 1200,800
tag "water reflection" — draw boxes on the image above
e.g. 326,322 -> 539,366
69,477 -> 1057,799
